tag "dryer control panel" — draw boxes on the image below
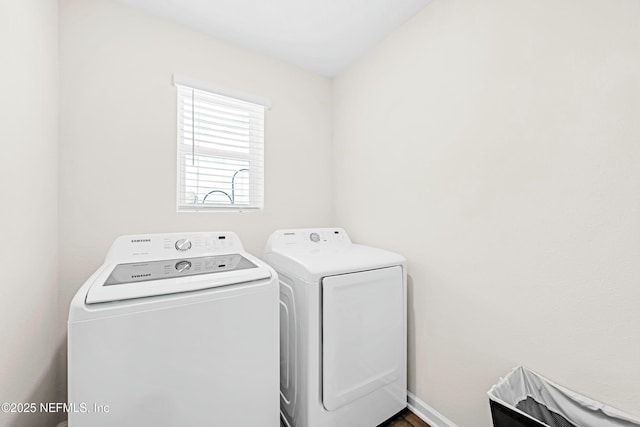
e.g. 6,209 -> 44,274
264,228 -> 351,253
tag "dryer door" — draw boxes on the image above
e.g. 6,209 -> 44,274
322,266 -> 404,411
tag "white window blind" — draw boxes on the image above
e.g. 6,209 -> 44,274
176,82 -> 266,211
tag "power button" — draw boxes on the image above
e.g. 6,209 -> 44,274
310,233 -> 320,243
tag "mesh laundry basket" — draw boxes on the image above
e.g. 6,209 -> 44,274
488,367 -> 640,427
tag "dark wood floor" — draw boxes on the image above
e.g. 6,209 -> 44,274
380,408 -> 430,427
280,408 -> 430,427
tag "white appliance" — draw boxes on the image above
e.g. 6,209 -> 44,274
68,232 -> 279,427
263,228 -> 407,427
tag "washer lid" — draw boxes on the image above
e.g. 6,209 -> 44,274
85,253 -> 271,304
263,228 -> 405,282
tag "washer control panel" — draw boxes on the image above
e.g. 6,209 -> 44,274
104,254 -> 257,286
105,232 -> 245,263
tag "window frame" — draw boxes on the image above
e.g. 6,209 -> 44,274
173,75 -> 269,213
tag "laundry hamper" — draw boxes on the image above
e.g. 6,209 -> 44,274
488,367 -> 640,427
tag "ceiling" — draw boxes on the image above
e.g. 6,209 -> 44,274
114,0 -> 432,77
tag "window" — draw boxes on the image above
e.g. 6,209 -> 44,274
175,76 -> 268,211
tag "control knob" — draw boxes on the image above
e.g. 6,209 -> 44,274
175,239 -> 192,251
175,260 -> 192,272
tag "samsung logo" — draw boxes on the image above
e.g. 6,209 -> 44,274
131,274 -> 151,279
131,239 -> 151,243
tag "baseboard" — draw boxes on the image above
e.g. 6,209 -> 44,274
407,391 -> 458,427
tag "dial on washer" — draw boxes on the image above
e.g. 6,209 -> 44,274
175,239 -> 192,251
175,260 -> 192,272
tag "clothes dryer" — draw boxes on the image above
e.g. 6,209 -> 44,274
263,228 -> 407,427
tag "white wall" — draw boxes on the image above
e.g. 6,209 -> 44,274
333,0 -> 640,425
58,0 -> 333,400
0,0 -> 59,426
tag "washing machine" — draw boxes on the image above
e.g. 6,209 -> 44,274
263,228 -> 407,427
68,231 -> 279,427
